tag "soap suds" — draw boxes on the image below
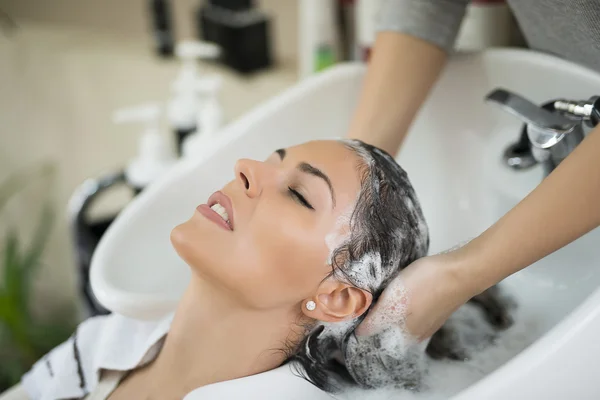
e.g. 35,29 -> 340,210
345,325 -> 428,390
342,277 -> 427,390
357,276 -> 410,336
355,239 -> 474,338
338,283 -> 545,399
298,138 -> 433,392
305,140 -> 544,398
340,138 -> 376,168
325,212 -> 353,264
343,252 -> 386,291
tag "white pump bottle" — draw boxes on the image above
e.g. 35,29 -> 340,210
181,75 -> 224,159
113,103 -> 176,191
168,40 -> 220,155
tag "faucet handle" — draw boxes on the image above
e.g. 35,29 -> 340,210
485,88 -> 575,131
485,88 -> 578,149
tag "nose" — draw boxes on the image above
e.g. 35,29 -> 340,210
234,158 -> 267,198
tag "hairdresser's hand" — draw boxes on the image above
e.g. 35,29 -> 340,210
355,252 -> 476,342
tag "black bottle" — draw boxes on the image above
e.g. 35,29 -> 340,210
209,0 -> 253,11
149,0 -> 175,57
196,0 -> 272,74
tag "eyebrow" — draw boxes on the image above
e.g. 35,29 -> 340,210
275,148 -> 336,208
298,162 -> 336,208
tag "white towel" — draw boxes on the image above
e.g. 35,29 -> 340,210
21,313 -> 172,400
19,313 -> 334,400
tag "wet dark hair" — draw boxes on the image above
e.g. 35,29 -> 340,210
287,139 -> 430,392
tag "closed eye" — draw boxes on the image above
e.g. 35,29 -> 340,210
288,187 -> 314,210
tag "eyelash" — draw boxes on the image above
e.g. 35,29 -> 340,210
288,187 -> 314,210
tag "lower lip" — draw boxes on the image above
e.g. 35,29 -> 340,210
196,204 -> 232,231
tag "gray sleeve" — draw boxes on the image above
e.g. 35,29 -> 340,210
376,0 -> 471,53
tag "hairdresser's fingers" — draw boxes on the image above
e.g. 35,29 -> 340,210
355,276 -> 410,337
356,253 -> 470,340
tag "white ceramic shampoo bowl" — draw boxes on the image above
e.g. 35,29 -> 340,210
91,49 -> 600,399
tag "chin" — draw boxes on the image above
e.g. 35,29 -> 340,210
170,222 -> 205,261
170,221 -> 225,278
171,216 -> 255,293
170,223 -> 191,260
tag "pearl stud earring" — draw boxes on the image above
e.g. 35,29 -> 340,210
306,300 -> 316,311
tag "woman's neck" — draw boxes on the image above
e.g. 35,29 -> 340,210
143,276 -> 304,397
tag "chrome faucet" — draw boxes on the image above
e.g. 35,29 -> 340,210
485,88 -> 599,176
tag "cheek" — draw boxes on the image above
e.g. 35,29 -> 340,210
235,204 -> 332,307
171,201 -> 337,309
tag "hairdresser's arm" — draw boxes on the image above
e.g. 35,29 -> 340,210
347,0 -> 470,155
346,33 -> 447,154
461,125 -> 600,294
358,125 -> 600,340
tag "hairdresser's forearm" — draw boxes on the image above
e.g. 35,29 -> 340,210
459,126 -> 600,295
346,32 -> 447,155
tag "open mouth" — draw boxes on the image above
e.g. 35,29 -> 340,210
197,191 -> 235,231
210,203 -> 229,225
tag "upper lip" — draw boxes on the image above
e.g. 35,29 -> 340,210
207,191 -> 235,230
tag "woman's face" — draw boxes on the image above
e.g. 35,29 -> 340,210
171,140 -> 363,310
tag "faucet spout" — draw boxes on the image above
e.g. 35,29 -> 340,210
486,89 -> 575,133
485,88 -> 587,176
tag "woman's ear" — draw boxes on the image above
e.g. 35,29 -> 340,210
302,279 -> 372,322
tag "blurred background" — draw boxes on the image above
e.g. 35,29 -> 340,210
0,0 -> 523,390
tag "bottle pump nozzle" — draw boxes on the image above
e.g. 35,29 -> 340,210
195,75 -> 224,136
180,75 -> 224,159
113,103 -> 175,190
172,40 -> 221,93
169,40 -> 221,155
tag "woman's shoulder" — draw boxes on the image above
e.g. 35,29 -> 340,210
183,364 -> 335,400
21,313 -> 172,400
